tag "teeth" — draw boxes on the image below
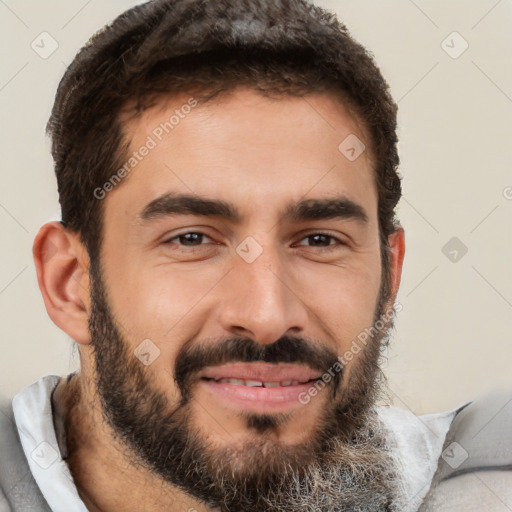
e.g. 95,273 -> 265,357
219,378 -> 245,385
213,378 -> 309,387
245,380 -> 264,387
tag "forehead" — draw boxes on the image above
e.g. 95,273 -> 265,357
106,87 -> 377,226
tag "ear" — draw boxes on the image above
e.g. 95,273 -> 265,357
33,221 -> 92,345
387,225 -> 405,304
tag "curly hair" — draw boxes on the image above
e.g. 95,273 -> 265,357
47,0 -> 401,273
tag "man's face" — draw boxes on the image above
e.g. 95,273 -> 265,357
88,87 -> 401,510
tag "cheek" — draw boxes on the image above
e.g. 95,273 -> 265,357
295,255 -> 382,352
105,260 -> 225,346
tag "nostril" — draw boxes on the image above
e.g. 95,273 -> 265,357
231,326 -> 252,337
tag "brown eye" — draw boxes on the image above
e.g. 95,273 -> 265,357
296,233 -> 344,248
164,232 -> 213,247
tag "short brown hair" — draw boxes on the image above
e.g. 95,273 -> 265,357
47,0 -> 401,275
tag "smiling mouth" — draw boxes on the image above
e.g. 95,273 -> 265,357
200,377 -> 321,387
196,362 -> 326,412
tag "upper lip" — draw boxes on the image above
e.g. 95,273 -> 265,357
197,362 -> 322,383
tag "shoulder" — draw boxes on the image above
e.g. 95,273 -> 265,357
420,389 -> 512,511
0,396 -> 52,512
0,398 -> 18,512
0,397 -> 20,468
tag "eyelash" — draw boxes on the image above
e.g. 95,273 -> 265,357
163,231 -> 346,251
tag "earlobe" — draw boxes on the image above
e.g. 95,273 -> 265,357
387,226 -> 406,303
33,221 -> 92,345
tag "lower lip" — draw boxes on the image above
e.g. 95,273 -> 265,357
198,378 -> 320,413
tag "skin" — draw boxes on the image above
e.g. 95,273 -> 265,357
33,87 -> 405,512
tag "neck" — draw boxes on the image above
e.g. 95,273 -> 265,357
52,372 -> 213,512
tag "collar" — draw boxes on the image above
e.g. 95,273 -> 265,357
12,375 -> 88,512
377,404 -> 461,510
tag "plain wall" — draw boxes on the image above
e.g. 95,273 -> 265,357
0,0 -> 511,414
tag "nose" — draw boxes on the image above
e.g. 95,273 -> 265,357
218,243 -> 309,345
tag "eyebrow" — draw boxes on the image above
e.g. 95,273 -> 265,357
140,194 -> 241,222
139,193 -> 368,224
283,198 -> 368,224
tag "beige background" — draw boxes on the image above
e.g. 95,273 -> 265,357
0,0 -> 511,414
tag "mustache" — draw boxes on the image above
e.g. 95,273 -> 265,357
174,335 -> 343,402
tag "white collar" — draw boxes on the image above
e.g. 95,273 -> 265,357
12,375 -> 88,512
377,404 -> 459,511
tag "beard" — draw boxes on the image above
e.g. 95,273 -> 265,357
86,258 -> 404,512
